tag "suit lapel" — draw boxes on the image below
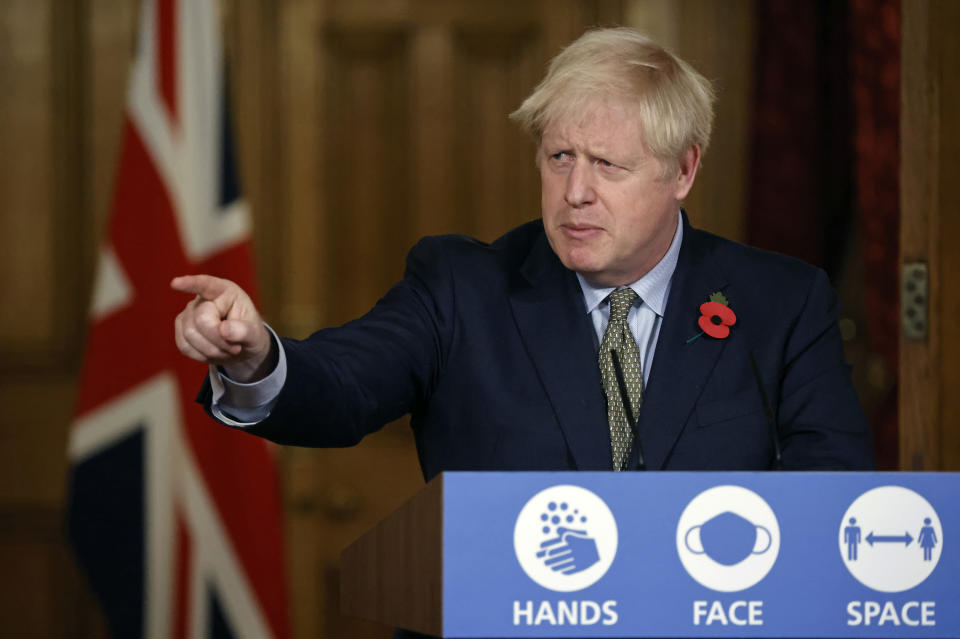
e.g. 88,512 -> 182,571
509,232 -> 612,470
639,215 -> 729,469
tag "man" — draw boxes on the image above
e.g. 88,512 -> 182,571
174,28 -> 872,477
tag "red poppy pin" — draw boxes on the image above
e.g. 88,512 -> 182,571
687,292 -> 736,343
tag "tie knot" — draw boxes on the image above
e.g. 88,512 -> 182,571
608,288 -> 638,321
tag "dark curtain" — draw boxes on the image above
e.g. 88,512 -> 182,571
748,0 -> 900,469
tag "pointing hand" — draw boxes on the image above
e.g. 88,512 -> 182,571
171,275 -> 274,382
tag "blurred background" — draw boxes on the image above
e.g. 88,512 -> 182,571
1,0 -> 957,636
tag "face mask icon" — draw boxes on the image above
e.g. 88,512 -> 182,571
684,511 -> 772,566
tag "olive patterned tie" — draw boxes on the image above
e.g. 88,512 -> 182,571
599,288 -> 643,471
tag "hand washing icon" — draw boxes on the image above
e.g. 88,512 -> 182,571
514,485 -> 618,592
684,511 -> 772,565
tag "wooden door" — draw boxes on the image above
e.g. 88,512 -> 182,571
899,0 -> 960,472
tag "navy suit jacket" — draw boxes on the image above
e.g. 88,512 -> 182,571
232,213 -> 873,478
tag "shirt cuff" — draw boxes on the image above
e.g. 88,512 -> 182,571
209,324 -> 287,427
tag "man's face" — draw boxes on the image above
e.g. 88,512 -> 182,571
539,97 -> 699,286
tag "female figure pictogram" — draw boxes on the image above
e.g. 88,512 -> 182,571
918,517 -> 938,561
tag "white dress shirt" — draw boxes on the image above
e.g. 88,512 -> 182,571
211,211 -> 683,426
576,210 -> 683,386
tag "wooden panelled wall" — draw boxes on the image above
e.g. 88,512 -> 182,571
900,0 -> 960,472
0,1 -> 754,637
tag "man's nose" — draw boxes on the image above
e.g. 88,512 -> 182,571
564,161 -> 596,208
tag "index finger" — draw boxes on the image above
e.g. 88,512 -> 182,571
171,274 -> 233,301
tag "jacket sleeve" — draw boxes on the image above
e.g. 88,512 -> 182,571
227,236 -> 456,447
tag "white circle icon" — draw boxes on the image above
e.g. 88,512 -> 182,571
839,485 -> 942,592
676,485 -> 780,592
514,485 -> 618,592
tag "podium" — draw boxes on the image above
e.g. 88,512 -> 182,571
341,472 -> 959,637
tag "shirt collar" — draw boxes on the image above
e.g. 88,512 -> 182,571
575,209 -> 683,317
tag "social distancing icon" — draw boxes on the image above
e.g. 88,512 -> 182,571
839,486 -> 942,592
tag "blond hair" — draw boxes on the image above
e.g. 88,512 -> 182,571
510,27 -> 715,176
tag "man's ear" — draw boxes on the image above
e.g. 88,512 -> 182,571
674,145 -> 702,201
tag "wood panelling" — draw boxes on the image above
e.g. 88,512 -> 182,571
410,25 -> 455,238
0,2 -> 60,360
222,0 -> 284,317
89,0 -> 138,241
292,428 -> 422,639
452,26 -> 542,240
900,0 -> 960,471
0,1 -> 774,637
0,505 -> 107,637
0,378 -> 77,505
940,2 -> 960,472
323,28 -> 415,323
340,475 -> 443,636
0,1 -> 105,634
625,0 -> 755,242
673,0 -> 754,242
277,0 -> 327,337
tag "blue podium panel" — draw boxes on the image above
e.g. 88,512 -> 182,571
441,472 -> 958,638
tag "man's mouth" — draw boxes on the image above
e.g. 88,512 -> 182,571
560,223 -> 603,240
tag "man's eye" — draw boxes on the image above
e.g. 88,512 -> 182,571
550,152 -> 571,162
597,158 -> 616,168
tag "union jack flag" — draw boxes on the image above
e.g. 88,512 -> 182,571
67,1 -> 289,637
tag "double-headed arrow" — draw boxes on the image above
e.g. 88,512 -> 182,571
866,531 -> 914,547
